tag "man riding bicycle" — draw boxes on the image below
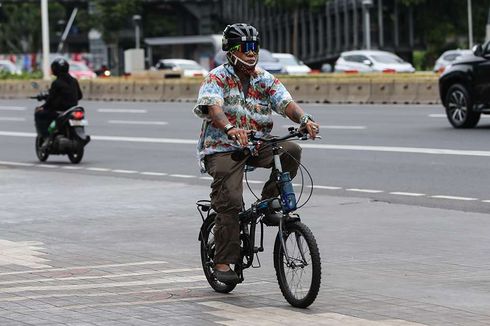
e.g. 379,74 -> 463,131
193,23 -> 320,284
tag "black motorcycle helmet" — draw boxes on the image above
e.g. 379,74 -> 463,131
222,23 -> 260,51
51,58 -> 69,76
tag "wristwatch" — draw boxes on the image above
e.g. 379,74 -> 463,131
300,113 -> 314,126
223,123 -> 235,134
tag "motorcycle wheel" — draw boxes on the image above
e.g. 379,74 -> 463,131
68,145 -> 84,164
35,136 -> 49,162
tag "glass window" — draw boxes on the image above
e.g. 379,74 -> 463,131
371,54 -> 404,64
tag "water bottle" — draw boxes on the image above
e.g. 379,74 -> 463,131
47,121 -> 56,134
279,172 -> 297,213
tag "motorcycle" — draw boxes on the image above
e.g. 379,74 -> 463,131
31,82 -> 91,164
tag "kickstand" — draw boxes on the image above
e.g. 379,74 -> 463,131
252,252 -> 261,268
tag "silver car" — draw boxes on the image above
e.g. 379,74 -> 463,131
334,50 -> 415,73
433,49 -> 473,73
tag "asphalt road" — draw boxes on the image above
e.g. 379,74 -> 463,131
1,99 -> 489,213
2,99 -> 490,325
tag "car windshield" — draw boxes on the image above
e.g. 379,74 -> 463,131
371,54 -> 405,64
259,51 -> 278,63
275,56 -> 300,65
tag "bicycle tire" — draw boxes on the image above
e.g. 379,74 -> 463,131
199,213 -> 237,293
273,221 -> 321,308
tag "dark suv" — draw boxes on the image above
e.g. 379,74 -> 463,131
439,41 -> 490,128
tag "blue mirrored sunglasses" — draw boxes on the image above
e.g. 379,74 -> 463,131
231,41 -> 259,53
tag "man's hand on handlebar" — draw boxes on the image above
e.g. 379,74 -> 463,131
301,120 -> 320,140
227,128 -> 251,147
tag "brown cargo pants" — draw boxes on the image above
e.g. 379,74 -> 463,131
204,141 -> 301,265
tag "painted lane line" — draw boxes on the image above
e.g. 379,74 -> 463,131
111,169 -> 138,174
346,188 -> 384,193
199,176 -> 213,180
0,261 -> 168,277
0,106 -> 26,111
430,195 -> 478,201
108,120 -> 168,126
0,275 -> 205,294
140,171 -> 168,176
35,164 -> 59,169
0,268 -> 203,286
169,174 -> 196,178
86,167 -> 111,172
281,124 -> 366,130
389,192 -> 426,197
2,131 -> 490,158
61,166 -> 83,170
482,200 -> 490,203
97,109 -> 147,113
311,185 -> 343,190
0,161 -> 34,167
0,117 -> 26,121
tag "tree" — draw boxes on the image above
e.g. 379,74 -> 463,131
0,2 -> 64,54
89,0 -> 143,72
262,0 -> 330,56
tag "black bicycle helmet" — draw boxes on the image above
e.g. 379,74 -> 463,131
222,23 -> 260,51
51,58 -> 69,76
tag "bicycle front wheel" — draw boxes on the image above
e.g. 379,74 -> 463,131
273,221 -> 321,308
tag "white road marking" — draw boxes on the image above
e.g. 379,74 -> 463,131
346,188 -> 384,193
61,166 -> 83,170
0,161 -> 34,167
140,171 -> 168,176
111,169 -> 138,174
431,195 -> 478,201
0,275 -> 205,294
482,200 -> 490,203
108,120 -> 168,125
312,185 -> 342,190
97,108 -> 147,113
200,301 -> 427,326
389,192 -> 426,197
169,174 -> 196,178
199,176 -> 213,180
0,106 -> 26,111
35,164 -> 58,169
0,261 -> 167,277
86,167 -> 110,172
0,239 -> 50,269
1,131 -> 490,158
0,117 -> 26,121
281,124 -> 366,130
0,268 -> 202,286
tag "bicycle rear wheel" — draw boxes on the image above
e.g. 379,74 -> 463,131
273,221 -> 321,308
199,214 -> 237,293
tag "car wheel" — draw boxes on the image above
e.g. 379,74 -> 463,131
445,84 -> 480,128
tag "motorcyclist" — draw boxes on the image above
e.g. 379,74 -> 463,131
34,58 -> 83,145
193,23 -> 320,284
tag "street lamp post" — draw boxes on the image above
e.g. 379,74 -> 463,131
132,15 -> 142,49
467,0 -> 473,48
41,0 -> 50,80
362,0 -> 373,49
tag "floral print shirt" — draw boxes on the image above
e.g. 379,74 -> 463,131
193,63 -> 293,170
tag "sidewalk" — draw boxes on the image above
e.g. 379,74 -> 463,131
1,166 -> 489,325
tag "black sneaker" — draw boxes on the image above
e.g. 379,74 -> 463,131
213,268 -> 239,284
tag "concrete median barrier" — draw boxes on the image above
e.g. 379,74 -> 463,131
79,81 -> 91,100
346,80 -> 371,104
119,81 -> 135,101
133,81 -> 165,101
369,80 -> 395,104
326,80 -> 349,103
391,80 -> 418,104
414,81 -> 439,104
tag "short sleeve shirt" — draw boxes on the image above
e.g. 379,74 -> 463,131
193,63 -> 293,163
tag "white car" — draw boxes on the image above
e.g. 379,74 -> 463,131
334,50 -> 415,73
0,60 -> 21,75
433,49 -> 472,73
272,53 -> 311,75
154,59 -> 208,77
